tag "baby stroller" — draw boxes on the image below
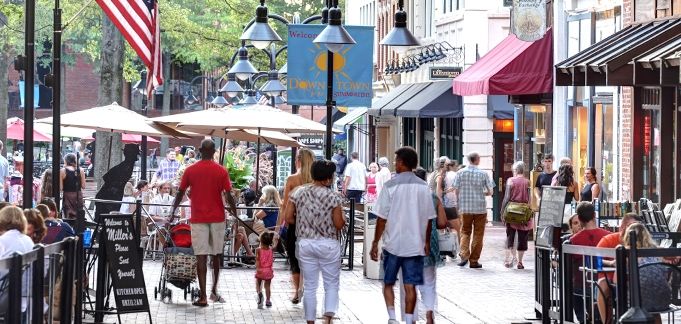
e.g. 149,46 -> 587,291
154,223 -> 199,302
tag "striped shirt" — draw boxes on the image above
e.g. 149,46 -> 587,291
452,165 -> 495,214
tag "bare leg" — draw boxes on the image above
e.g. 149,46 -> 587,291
195,255 -> 208,304
597,279 -> 611,323
292,272 -> 301,300
211,254 -> 221,296
264,280 -> 271,302
517,250 -> 525,265
256,278 -> 262,294
383,284 -> 395,313
426,310 -> 434,324
403,284 -> 417,315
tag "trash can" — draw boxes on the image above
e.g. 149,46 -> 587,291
363,203 -> 383,280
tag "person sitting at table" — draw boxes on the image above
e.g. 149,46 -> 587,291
148,181 -> 174,225
595,213 -> 642,323
568,202 -> 611,323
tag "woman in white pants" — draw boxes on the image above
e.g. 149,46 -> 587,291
285,160 -> 346,324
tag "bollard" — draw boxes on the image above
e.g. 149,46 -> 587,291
7,253 -> 22,324
615,245 -> 628,318
619,230 -> 654,323
348,198 -> 355,270
32,245 -> 45,324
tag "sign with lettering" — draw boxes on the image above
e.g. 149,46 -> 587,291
536,186 -> 566,248
429,67 -> 462,80
511,0 -> 547,42
287,24 -> 374,107
298,134 -> 324,149
102,214 -> 150,313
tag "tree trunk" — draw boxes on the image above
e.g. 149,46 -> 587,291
0,48 -> 10,147
94,15 -> 124,190
160,52 -> 171,154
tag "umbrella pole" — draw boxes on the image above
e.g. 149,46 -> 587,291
220,132 -> 227,165
141,136 -> 147,180
255,128 -> 261,195
107,134 -> 113,170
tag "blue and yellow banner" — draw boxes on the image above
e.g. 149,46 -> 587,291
286,25 -> 374,107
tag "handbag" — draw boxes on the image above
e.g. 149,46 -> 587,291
504,201 -> 533,225
438,229 -> 459,257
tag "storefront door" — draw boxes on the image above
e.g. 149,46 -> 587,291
493,133 -> 514,222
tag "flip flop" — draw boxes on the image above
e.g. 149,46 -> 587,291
210,293 -> 226,303
192,300 -> 209,307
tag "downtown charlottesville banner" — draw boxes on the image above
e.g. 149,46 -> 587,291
286,25 -> 374,107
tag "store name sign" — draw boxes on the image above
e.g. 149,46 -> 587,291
299,134 -> 324,149
429,67 -> 462,80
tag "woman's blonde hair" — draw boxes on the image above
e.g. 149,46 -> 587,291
623,223 -> 657,249
41,169 -> 53,200
0,206 -> 27,233
297,148 -> 315,185
259,185 -> 282,207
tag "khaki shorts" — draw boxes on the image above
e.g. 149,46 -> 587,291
191,222 -> 226,255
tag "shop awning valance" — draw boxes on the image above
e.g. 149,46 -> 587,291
367,83 -> 412,116
393,81 -> 463,118
333,107 -> 367,132
368,82 -> 463,118
556,18 -> 681,86
452,29 -> 553,96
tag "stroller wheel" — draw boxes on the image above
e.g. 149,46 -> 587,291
154,287 -> 158,299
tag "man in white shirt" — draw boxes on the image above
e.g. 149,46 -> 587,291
343,152 -> 367,203
0,141 -> 8,201
375,156 -> 392,196
370,147 -> 436,324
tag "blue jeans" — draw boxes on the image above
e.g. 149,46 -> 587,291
346,190 -> 363,203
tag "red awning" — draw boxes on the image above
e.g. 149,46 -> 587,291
452,29 -> 553,96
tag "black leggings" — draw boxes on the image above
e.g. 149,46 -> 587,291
284,224 -> 300,274
506,223 -> 530,251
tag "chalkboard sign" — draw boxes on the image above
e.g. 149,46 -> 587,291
536,186 -> 566,248
102,214 -> 150,314
538,186 -> 567,227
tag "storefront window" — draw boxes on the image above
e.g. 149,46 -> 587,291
642,88 -> 662,203
420,118 -> 435,171
594,98 -> 614,201
402,118 -> 417,148
570,105 -> 589,181
439,118 -> 463,163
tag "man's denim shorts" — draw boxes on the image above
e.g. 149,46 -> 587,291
382,249 -> 424,285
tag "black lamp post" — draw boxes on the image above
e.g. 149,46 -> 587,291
313,0 -> 355,159
380,0 -> 420,54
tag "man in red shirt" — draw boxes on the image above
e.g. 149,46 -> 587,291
171,139 -> 237,307
569,201 -> 612,323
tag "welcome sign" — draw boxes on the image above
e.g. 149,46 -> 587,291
287,25 -> 374,107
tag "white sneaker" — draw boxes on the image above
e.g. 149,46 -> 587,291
388,320 -> 399,324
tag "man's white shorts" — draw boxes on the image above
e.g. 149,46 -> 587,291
191,222 -> 226,255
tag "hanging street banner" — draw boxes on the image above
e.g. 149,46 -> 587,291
287,25 -> 374,107
511,0 -> 547,42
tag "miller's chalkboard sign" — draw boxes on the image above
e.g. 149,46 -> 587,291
536,186 -> 567,248
102,214 -> 150,314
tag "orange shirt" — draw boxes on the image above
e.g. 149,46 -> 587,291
596,232 -> 621,281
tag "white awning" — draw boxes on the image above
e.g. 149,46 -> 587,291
333,107 -> 368,132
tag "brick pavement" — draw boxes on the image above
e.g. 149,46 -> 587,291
93,226 -> 540,324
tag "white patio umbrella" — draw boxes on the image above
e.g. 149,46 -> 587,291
153,105 -> 329,134
37,102 -> 188,138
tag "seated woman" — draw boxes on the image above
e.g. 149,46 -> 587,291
23,208 -> 47,244
0,206 -> 35,316
37,198 -> 75,245
148,181 -> 174,226
255,185 -> 281,230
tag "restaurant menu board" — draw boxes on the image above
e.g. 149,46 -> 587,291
536,186 -> 567,248
102,214 -> 150,314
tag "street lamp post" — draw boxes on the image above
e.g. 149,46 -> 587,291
313,0 -> 356,159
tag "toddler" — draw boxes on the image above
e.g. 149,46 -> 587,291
255,231 -> 275,309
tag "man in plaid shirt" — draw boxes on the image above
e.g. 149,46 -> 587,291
153,148 -> 181,185
452,152 -> 494,268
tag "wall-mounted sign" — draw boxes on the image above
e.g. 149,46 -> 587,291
503,0 -> 513,6
429,67 -> 462,80
299,134 -> 324,149
511,0 -> 547,42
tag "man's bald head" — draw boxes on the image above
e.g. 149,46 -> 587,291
199,139 -> 216,159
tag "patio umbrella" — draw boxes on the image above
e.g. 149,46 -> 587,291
36,102 -> 188,138
7,117 -> 52,142
122,134 -> 160,144
152,105 -> 329,134
34,123 -> 94,139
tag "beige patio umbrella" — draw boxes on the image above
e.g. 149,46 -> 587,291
154,105 -> 329,134
37,102 -> 189,138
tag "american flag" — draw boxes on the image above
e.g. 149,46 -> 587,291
96,0 -> 163,97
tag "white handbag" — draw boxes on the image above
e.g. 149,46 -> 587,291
438,229 -> 459,257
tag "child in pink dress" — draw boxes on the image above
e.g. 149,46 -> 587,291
255,231 -> 275,309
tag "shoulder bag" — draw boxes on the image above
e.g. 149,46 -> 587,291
503,201 -> 533,225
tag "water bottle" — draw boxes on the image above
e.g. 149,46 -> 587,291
83,228 -> 93,248
595,256 -> 603,270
